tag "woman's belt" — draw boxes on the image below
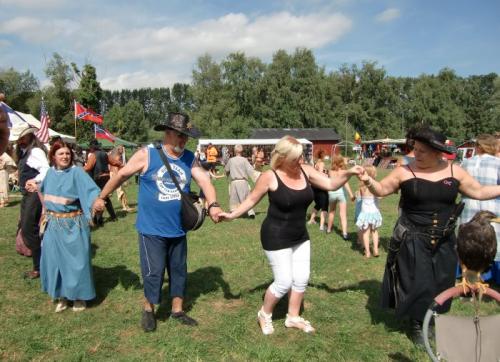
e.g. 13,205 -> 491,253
231,178 -> 247,182
47,210 -> 83,218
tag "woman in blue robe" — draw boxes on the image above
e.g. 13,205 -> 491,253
28,141 -> 104,312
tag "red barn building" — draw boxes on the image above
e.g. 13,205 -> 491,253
250,128 -> 342,160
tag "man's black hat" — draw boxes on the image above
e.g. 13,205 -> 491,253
154,112 -> 201,139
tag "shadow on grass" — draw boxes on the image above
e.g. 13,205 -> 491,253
92,264 -> 142,307
157,266 -> 240,321
309,279 -> 402,331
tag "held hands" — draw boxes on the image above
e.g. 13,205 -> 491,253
348,165 -> 365,177
92,198 -> 106,214
217,211 -> 235,222
208,206 -> 223,223
357,168 -> 370,183
25,179 -> 38,193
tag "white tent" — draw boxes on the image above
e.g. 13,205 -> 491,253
198,138 -> 312,146
3,104 -> 75,143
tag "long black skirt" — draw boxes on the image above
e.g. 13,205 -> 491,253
381,218 -> 458,321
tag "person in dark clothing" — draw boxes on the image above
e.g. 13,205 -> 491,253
0,100 -> 10,156
357,125 -> 500,346
16,126 -> 49,279
83,140 -> 116,225
220,136 -> 363,335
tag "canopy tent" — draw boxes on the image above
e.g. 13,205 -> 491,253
79,137 -> 137,149
198,138 -> 312,146
198,138 -> 314,164
361,138 -> 406,144
4,104 -> 75,143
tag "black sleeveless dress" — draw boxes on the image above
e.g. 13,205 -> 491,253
260,169 -> 314,251
381,165 -> 460,321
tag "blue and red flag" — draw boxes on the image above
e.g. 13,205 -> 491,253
94,124 -> 115,143
74,101 -> 103,125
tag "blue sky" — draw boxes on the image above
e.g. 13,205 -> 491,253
1,0 -> 499,90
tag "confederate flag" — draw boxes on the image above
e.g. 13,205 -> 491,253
94,124 -> 115,142
74,101 -> 103,125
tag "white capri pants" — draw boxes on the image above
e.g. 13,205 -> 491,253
264,240 -> 311,298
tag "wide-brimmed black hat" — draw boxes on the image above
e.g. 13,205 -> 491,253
154,112 -> 201,139
407,126 -> 456,154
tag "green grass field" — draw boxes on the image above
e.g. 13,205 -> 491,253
1,171 -> 498,361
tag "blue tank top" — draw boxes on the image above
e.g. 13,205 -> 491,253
136,144 -> 195,237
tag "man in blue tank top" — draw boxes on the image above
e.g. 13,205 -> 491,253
97,112 -> 222,332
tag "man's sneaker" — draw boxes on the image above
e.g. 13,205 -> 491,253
72,300 -> 86,312
284,314 -> 315,333
257,308 -> 274,335
171,311 -> 198,326
141,310 -> 157,332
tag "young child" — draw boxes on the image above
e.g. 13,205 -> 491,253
327,155 -> 355,239
356,165 -> 383,258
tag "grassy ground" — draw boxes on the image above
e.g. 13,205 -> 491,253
1,170 -> 498,361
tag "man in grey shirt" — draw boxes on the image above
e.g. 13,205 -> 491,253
225,144 -> 259,218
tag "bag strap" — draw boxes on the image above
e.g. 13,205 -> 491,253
154,142 -> 183,194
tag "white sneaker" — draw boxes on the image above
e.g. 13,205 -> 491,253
257,308 -> 274,335
72,300 -> 86,312
55,299 -> 68,313
284,314 -> 315,333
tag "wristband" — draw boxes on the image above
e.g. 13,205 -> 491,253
207,201 -> 220,211
363,178 -> 373,188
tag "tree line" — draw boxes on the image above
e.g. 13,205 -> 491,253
1,49 -> 499,143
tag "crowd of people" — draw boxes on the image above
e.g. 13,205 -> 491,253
1,108 -> 499,348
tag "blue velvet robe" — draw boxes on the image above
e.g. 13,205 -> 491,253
40,166 -> 100,301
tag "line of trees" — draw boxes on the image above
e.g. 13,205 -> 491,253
1,49 -> 499,143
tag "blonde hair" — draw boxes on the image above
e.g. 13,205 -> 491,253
270,136 -> 303,170
234,144 -> 243,154
364,165 -> 377,178
330,154 -> 346,171
476,134 -> 497,156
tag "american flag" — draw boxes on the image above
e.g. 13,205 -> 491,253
36,99 -> 51,143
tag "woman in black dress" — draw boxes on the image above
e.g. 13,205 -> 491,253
357,126 -> 500,345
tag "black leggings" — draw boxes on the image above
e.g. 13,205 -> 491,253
312,187 -> 329,212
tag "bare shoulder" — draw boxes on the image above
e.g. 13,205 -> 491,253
301,163 -> 315,176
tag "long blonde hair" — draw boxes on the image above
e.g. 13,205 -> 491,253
270,136 -> 303,170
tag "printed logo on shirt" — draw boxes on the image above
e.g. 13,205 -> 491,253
155,164 -> 187,202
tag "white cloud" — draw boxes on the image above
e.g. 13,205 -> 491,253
0,16 -> 79,42
100,70 -> 190,90
95,11 -> 352,62
375,8 -> 400,23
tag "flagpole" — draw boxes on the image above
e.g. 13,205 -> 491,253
74,100 -> 77,141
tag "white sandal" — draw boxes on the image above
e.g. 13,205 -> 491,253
284,314 -> 315,333
55,299 -> 68,313
257,308 -> 274,335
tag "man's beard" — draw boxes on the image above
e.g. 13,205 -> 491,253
173,145 -> 184,153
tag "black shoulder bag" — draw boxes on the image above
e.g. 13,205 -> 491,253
155,143 -> 206,231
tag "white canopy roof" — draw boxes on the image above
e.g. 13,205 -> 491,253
198,138 -> 312,146
361,138 -> 406,144
4,103 -> 75,143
